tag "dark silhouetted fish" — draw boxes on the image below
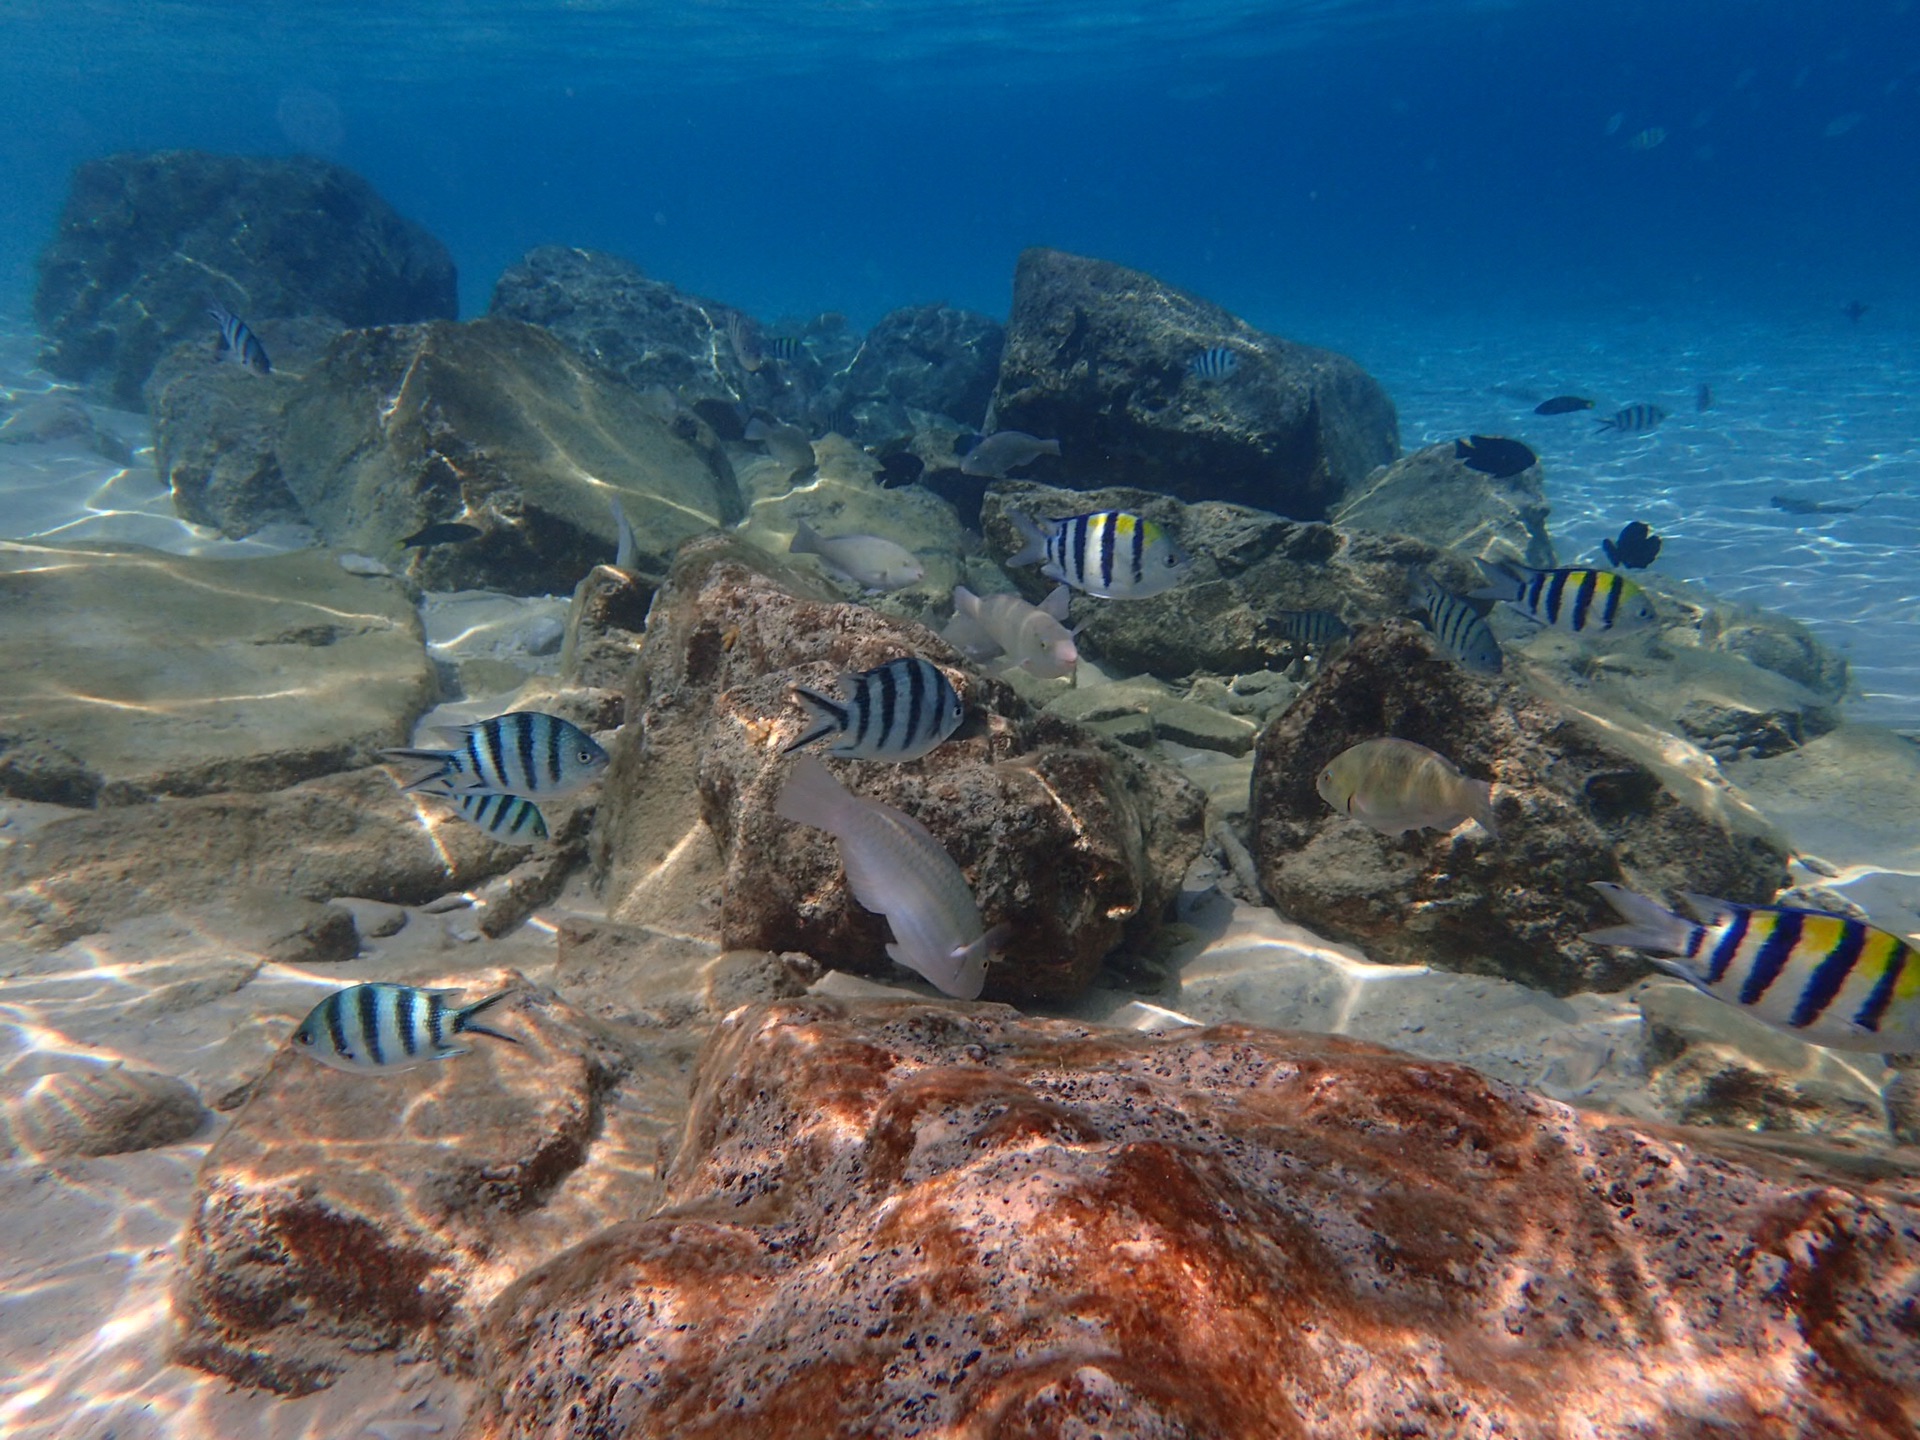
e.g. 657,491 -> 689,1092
1187,346 -> 1240,380
1453,435 -> 1538,478
1596,404 -> 1666,434
1771,493 -> 1880,516
876,451 -> 925,488
207,304 -> 270,375
1534,395 -> 1594,415
1694,383 -> 1713,412
1843,300 -> 1869,323
1602,520 -> 1662,569
402,522 -> 483,548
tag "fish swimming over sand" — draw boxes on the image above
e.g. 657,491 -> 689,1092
1534,395 -> 1595,416
944,585 -> 1078,680
402,521 -> 483,549
1411,570 -> 1503,675
1454,435 -> 1538,478
959,431 -> 1062,480
775,754 -> 1009,999
1694,383 -> 1713,412
1844,300 -> 1869,324
1602,520 -> 1662,569
291,983 -> 519,1074
1628,126 -> 1667,150
1187,346 -> 1240,380
207,304 -> 271,375
1317,737 -> 1498,838
785,657 -> 964,762
1474,559 -> 1657,634
1771,493 -> 1878,516
789,518 -> 925,591
382,711 -> 610,798
1596,404 -> 1666,434
1583,883 -> 1920,1052
1006,509 -> 1191,600
1268,609 -> 1352,652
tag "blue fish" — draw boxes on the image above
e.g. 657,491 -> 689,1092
382,711 -> 610,799
1187,346 -> 1239,380
207,304 -> 271,375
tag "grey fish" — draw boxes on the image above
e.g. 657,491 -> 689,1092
959,430 -> 1061,479
1596,404 -> 1666,434
725,312 -> 764,372
1534,395 -> 1595,415
745,416 -> 817,474
1187,346 -> 1240,380
789,519 -> 924,591
786,657 -> 964,762
1772,493 -> 1878,516
1269,609 -> 1351,650
1006,509 -> 1191,600
1411,570 -> 1503,675
402,521 -> 483,548
291,983 -> 519,1074
382,711 -> 610,798
207,304 -> 271,375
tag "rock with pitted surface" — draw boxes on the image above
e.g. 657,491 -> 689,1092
466,999 -> 1920,1440
1250,623 -> 1790,994
985,247 -> 1399,518
834,301 -> 1005,434
34,150 -> 456,408
593,535 -> 1205,1001
277,317 -> 743,596
1332,438 -> 1558,569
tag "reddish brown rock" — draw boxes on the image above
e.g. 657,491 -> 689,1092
1250,622 -> 1789,993
594,535 -> 1205,1001
171,974 -> 664,1396
464,1000 -> 1920,1439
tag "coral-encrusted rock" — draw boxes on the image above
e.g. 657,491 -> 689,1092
34,151 -> 456,408
1250,624 -> 1789,993
1332,438 -> 1558,568
593,535 -> 1205,1000
466,999 -> 1920,1440
985,247 -> 1398,518
171,976 -> 640,1396
278,316 -> 743,596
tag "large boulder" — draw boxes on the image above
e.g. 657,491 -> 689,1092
593,536 -> 1205,1001
1250,624 -> 1789,994
465,999 -> 1920,1440
278,317 -> 743,596
0,542 -> 435,805
985,248 -> 1398,518
33,151 -> 456,408
835,302 -> 1004,433
1332,438 -> 1557,568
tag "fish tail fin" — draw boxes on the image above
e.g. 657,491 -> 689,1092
783,686 -> 849,754
789,518 -> 822,557
1469,558 -> 1525,602
1005,510 -> 1049,568
775,753 -> 858,831
610,494 -> 636,570
1581,883 -> 1697,959
380,748 -> 457,793
1466,779 -> 1499,838
1593,417 -> 1616,432
454,989 -> 521,1045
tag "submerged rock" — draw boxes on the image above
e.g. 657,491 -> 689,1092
1333,437 -> 1557,568
986,247 -> 1398,518
835,301 -> 1004,433
278,317 -> 743,596
34,150 -> 456,408
1,1064 -> 207,1160
594,535 -> 1204,1001
1250,623 -> 1789,994
466,999 -> 1920,1439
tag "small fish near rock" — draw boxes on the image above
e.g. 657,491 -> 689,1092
1452,435 -> 1538,479
1595,403 -> 1666,434
1006,508 -> 1192,600
785,657 -> 965,762
1317,736 -> 1499,838
944,584 -> 1079,680
958,430 -> 1061,480
401,521 -> 483,549
1410,569 -> 1503,675
1473,558 -> 1657,635
290,982 -> 520,1074
1186,345 -> 1240,380
788,518 -> 925,592
427,790 -> 549,845
1533,395 -> 1594,416
207,303 -> 271,375
1267,608 -> 1351,653
1601,520 -> 1663,570
382,711 -> 610,798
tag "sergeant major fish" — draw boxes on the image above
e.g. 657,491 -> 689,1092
1006,509 -> 1191,600
1596,404 -> 1666,434
785,657 -> 964,762
1268,609 -> 1352,652
1411,570 -> 1503,675
1317,738 -> 1499,839
291,983 -> 519,1074
943,585 -> 1078,680
425,789 -> 548,845
789,518 -> 925,592
207,304 -> 271,375
1583,883 -> 1920,1052
959,430 -> 1061,480
382,711 -> 610,798
776,755 -> 1010,999
1187,346 -> 1240,380
1473,559 -> 1656,635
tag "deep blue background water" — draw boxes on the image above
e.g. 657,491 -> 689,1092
0,0 -> 1914,341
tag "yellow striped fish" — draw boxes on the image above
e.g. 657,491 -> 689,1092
1006,509 -> 1192,599
1473,560 -> 1656,635
1583,883 -> 1920,1052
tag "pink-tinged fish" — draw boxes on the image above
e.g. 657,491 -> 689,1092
943,585 -> 1078,680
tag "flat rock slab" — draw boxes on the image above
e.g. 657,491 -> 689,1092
0,541 -> 435,804
467,999 -> 1920,1439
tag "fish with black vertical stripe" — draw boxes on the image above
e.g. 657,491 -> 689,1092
785,657 -> 964,762
381,711 -> 610,798
1583,884 -> 1920,1051
429,789 -> 549,845
290,983 -> 520,1074
207,304 -> 271,375
1472,559 -> 1656,635
1005,509 -> 1192,600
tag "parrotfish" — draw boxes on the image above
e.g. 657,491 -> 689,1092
789,518 -> 925,592
943,585 -> 1079,680
959,431 -> 1061,479
1317,737 -> 1499,838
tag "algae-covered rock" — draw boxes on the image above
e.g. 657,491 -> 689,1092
1333,439 -> 1556,568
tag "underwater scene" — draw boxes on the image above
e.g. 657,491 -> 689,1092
3,1 -> 1920,1435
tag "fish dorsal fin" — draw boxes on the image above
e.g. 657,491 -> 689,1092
1677,892 -> 1738,927
1040,585 -> 1072,621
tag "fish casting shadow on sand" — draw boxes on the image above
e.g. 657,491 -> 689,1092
1771,493 -> 1883,517
1601,520 -> 1662,569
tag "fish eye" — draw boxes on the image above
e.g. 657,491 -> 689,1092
292,1028 -> 313,1046
577,747 -> 596,763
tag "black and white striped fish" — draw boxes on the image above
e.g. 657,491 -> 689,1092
1584,884 -> 1920,1052
1411,570 -> 1503,675
785,657 -> 964,762
428,789 -> 549,845
1006,510 -> 1192,600
764,336 -> 808,362
1188,346 -> 1240,380
1472,559 -> 1656,635
1595,403 -> 1666,434
207,304 -> 271,375
1269,609 -> 1352,650
382,711 -> 610,798
290,983 -> 520,1074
